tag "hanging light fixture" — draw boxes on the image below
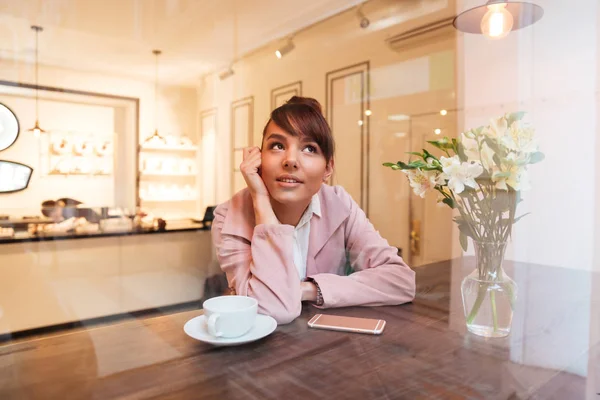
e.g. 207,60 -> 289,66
453,1 -> 543,40
28,25 -> 46,137
144,49 -> 165,144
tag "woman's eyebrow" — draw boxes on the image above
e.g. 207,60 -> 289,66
265,133 -> 288,142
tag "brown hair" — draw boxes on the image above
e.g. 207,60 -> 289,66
262,96 -> 335,163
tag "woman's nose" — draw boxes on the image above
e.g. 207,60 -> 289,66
283,155 -> 298,169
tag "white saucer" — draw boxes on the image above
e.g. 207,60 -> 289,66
184,314 -> 277,346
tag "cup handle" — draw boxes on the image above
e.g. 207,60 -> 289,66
207,313 -> 222,337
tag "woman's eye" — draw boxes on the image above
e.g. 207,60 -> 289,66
270,143 -> 284,150
304,145 -> 317,153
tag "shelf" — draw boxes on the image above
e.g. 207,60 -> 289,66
140,145 -> 198,152
140,172 -> 197,177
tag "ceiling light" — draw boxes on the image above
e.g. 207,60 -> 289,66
440,109 -> 447,116
453,1 -> 543,39
219,65 -> 234,80
275,39 -> 295,59
364,109 -> 372,116
387,114 -> 410,121
27,25 -> 46,137
358,120 -> 364,126
434,128 -> 441,135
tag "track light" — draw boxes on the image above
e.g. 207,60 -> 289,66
357,6 -> 370,29
219,65 -> 234,80
275,39 -> 295,59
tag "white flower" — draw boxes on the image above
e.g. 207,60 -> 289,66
440,156 -> 483,194
486,116 -> 509,139
502,120 -> 537,154
403,168 -> 444,198
493,153 -> 531,191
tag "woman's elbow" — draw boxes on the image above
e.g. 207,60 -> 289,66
259,301 -> 301,325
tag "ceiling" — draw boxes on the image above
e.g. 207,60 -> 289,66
0,0 -> 365,85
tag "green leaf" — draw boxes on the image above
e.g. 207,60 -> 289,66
506,111 -> 526,126
397,161 -> 417,170
456,142 -> 468,162
457,220 -> 475,238
483,137 -> 503,156
406,152 -> 424,158
442,197 -> 455,209
492,192 -> 511,212
492,154 -> 502,169
422,149 -> 436,161
459,232 -> 468,252
513,212 -> 531,224
529,152 -> 545,164
382,162 -> 396,167
427,137 -> 454,151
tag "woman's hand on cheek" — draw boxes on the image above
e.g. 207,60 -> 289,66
241,146 -> 278,225
241,146 -> 269,198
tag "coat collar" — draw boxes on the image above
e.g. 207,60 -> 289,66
220,184 -> 350,254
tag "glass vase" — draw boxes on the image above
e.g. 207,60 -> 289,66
461,241 -> 517,338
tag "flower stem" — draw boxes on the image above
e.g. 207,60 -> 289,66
466,283 -> 488,325
490,290 -> 499,332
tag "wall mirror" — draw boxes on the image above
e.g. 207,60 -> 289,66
0,103 -> 20,152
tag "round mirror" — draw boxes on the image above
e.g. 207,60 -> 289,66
0,103 -> 20,152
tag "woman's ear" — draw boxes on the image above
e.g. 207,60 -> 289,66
323,159 -> 334,182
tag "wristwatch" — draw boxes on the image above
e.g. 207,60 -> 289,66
305,277 -> 324,306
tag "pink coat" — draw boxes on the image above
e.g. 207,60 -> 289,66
211,184 -> 416,324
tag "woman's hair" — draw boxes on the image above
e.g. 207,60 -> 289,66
262,96 -> 335,163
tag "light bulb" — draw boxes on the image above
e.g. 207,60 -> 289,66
364,109 -> 372,116
440,109 -> 447,116
33,128 -> 40,137
434,128 -> 441,135
275,50 -> 282,59
480,3 -> 514,39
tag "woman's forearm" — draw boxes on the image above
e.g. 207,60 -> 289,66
252,194 -> 279,225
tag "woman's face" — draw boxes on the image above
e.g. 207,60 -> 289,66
261,121 -> 333,205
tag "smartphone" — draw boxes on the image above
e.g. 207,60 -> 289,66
307,314 -> 386,335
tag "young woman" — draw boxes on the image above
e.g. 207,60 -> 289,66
211,96 -> 415,324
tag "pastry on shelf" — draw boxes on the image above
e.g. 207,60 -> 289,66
51,138 -> 71,155
52,158 -> 72,174
180,159 -> 196,174
95,141 -> 113,156
164,134 -> 178,146
73,139 -> 94,156
180,135 -> 193,146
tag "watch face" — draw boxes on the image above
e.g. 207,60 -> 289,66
0,103 -> 20,152
0,160 -> 33,193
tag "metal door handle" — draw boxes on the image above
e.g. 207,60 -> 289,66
410,220 -> 421,256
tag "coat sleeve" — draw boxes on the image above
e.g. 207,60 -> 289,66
309,189 -> 416,308
211,203 -> 302,324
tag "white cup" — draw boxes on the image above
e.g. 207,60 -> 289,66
202,295 -> 258,338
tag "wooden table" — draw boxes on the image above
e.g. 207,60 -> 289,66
1,258 -> 597,399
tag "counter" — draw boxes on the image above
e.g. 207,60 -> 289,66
0,223 -> 219,335
0,221 -> 209,245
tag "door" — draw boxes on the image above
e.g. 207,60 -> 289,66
408,110 -> 457,267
